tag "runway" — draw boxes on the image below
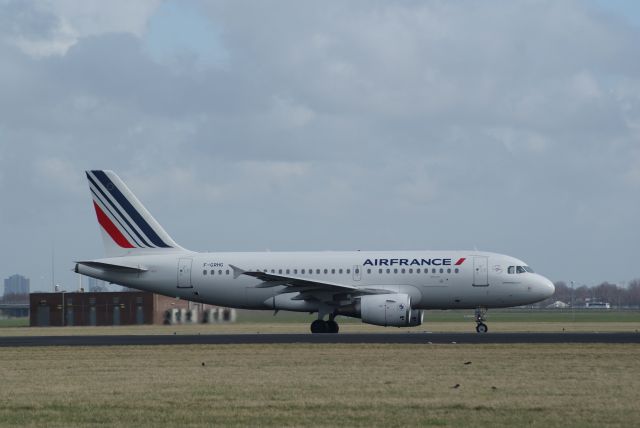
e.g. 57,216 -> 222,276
1,332 -> 639,347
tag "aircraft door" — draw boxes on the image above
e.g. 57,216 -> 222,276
177,258 -> 193,288
353,265 -> 362,281
472,256 -> 489,286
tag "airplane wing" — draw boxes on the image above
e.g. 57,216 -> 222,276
230,264 -> 384,296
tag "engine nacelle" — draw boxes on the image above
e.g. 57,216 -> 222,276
360,293 -> 423,327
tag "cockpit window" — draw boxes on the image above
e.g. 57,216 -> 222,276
509,265 -> 534,274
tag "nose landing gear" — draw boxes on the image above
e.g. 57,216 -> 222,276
475,307 -> 488,333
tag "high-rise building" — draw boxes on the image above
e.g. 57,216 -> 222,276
4,274 -> 30,296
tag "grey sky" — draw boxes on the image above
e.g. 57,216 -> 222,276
0,0 -> 639,292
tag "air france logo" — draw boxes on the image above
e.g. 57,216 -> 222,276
363,258 -> 466,267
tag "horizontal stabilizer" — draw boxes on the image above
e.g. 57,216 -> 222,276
74,260 -> 147,273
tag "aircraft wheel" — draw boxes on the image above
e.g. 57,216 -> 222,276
311,320 -> 328,334
326,320 -> 339,334
476,323 -> 488,333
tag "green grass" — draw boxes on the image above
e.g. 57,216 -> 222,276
0,318 -> 28,328
236,308 -> 640,323
0,310 -> 639,336
0,344 -> 638,427
0,309 -> 638,336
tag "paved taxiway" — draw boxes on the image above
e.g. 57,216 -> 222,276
1,332 -> 639,347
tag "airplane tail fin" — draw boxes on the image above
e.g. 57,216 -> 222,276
85,170 -> 185,257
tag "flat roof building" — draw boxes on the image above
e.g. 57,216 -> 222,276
30,291 -> 236,327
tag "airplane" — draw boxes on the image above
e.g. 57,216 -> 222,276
75,170 -> 555,334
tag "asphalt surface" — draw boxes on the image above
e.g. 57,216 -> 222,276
1,332 -> 639,347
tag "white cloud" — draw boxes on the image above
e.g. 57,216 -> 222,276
238,160 -> 310,183
51,0 -> 160,38
268,96 -> 316,129
9,22 -> 76,57
32,157 -> 84,195
488,127 -> 551,154
1,0 -> 160,57
570,71 -> 603,99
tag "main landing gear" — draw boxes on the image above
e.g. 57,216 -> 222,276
310,316 -> 339,334
475,307 -> 488,333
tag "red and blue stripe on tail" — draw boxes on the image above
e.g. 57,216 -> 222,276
86,170 -> 182,256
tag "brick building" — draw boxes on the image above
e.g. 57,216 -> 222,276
30,291 -> 235,327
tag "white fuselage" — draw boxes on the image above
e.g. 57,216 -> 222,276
76,250 -> 555,312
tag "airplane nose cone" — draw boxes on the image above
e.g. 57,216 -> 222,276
540,277 -> 555,298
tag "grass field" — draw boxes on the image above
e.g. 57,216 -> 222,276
0,318 -> 29,328
1,321 -> 640,337
0,343 -> 638,427
1,309 -> 639,336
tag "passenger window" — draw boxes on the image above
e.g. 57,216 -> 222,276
301,269 -> 305,274
346,269 -> 351,274
324,269 -> 328,274
401,268 -> 405,274
432,268 -> 436,274
316,269 -> 320,274
203,270 -> 207,275
219,270 -> 223,275
226,270 -> 230,275
355,268 -> 359,274
293,269 -> 297,274
417,268 -> 421,273
394,268 -> 398,274
409,269 -> 413,274
378,268 -> 382,274
210,270 -> 214,275
439,268 -> 444,274
367,269 -> 371,274
454,268 -> 459,273
331,269 -> 335,274
386,268 -> 390,274
339,269 -> 343,274
447,268 -> 451,274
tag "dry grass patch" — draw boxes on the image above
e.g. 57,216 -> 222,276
1,320 -> 640,336
0,344 -> 639,427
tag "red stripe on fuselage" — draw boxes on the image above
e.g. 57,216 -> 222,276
93,201 -> 134,248
455,258 -> 466,265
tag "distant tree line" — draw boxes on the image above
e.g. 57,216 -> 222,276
538,280 -> 640,308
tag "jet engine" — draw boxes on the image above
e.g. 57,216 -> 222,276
359,293 -> 423,327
